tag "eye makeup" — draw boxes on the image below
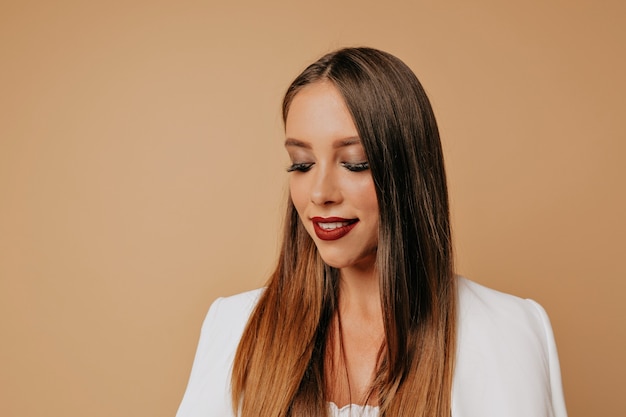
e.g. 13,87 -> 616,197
286,162 -> 314,172
341,161 -> 370,172
284,138 -> 370,173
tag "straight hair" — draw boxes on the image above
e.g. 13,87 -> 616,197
232,47 -> 457,417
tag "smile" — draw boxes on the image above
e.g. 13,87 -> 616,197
318,221 -> 351,230
311,217 -> 358,241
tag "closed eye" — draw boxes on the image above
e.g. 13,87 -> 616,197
287,162 -> 314,172
341,162 -> 370,172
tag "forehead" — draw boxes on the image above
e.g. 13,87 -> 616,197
285,82 -> 358,142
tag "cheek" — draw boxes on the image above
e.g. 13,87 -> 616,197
366,184 -> 379,212
350,178 -> 379,214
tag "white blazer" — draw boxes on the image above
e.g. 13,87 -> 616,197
176,278 -> 567,417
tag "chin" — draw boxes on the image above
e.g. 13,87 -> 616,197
317,251 -> 376,272
317,255 -> 344,269
316,251 -> 350,269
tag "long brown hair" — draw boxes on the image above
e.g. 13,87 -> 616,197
232,47 -> 457,417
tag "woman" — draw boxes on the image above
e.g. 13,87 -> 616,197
176,47 -> 567,417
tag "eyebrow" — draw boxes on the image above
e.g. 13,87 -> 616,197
284,137 -> 361,149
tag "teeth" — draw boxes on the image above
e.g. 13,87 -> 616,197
318,222 -> 350,230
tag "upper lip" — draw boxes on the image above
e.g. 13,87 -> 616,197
311,216 -> 357,224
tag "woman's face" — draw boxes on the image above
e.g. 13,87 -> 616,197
285,81 -> 379,273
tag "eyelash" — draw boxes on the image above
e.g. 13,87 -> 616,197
341,162 -> 370,172
286,163 -> 313,172
286,162 -> 370,173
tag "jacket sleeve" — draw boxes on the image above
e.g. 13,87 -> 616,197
526,300 -> 568,417
175,289 -> 262,417
453,278 -> 568,417
175,297 -> 237,417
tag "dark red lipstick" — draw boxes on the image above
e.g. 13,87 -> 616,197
311,217 -> 358,241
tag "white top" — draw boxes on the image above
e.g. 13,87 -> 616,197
329,402 -> 379,416
176,277 -> 568,417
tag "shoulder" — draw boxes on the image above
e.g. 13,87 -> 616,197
175,288 -> 264,417
456,276 -> 549,366
456,277 -> 555,358
456,276 -> 553,368
457,276 -> 548,330
204,288 -> 264,326
453,277 -> 567,417
199,288 -> 265,348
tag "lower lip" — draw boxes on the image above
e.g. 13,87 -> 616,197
312,221 -> 358,241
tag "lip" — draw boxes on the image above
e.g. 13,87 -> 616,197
311,216 -> 358,241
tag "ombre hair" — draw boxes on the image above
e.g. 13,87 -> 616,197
232,47 -> 457,417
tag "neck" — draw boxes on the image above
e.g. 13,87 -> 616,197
337,265 -> 383,328
326,265 -> 385,407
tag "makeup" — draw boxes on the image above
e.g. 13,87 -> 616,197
311,216 -> 358,241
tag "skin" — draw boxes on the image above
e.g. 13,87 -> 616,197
285,81 -> 385,406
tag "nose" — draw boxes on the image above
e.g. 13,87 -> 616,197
310,165 -> 341,206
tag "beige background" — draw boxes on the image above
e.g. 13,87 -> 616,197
1,1 -> 624,416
